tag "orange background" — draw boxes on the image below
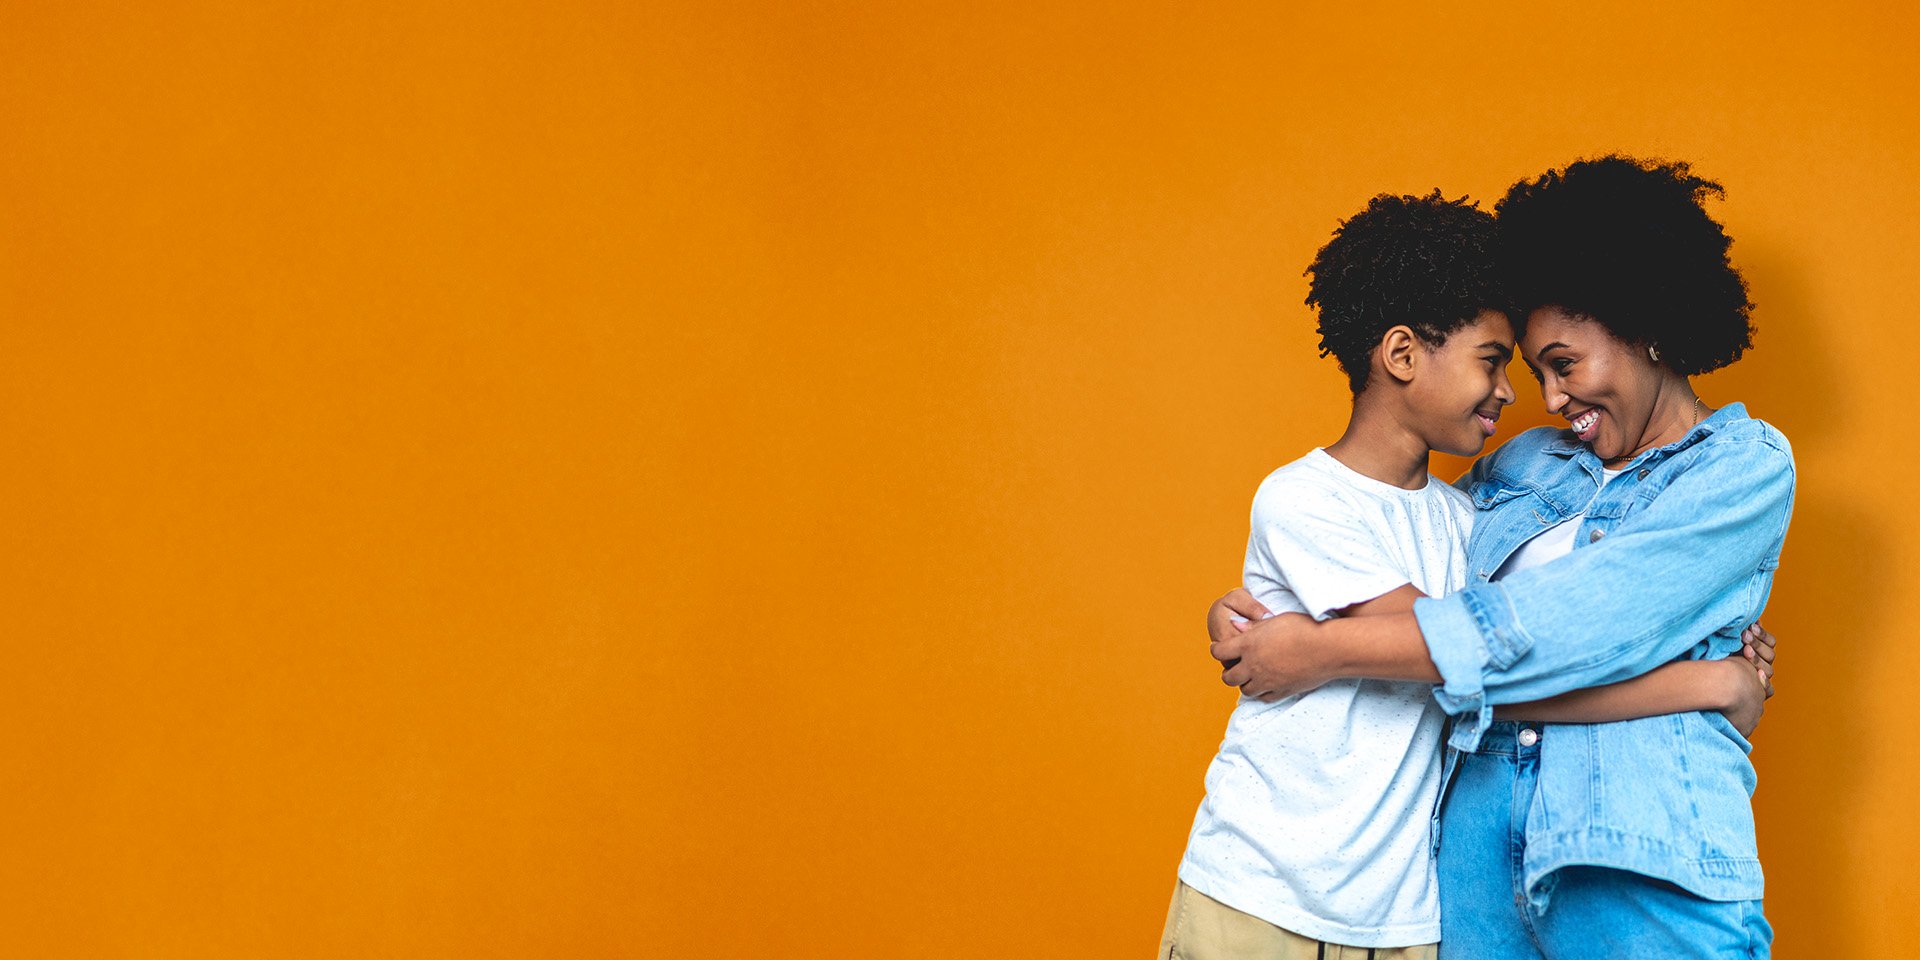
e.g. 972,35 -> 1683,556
4,1 -> 1915,955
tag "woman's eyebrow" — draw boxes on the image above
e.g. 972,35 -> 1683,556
1533,341 -> 1571,361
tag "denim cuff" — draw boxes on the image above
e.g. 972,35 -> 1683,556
1415,593 -> 1495,751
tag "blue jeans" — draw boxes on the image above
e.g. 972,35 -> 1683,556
1436,723 -> 1772,959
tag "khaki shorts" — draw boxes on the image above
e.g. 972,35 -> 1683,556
1156,881 -> 1437,960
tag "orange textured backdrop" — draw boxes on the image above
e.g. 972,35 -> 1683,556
4,1 -> 1916,956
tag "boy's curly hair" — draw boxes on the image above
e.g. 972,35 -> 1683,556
1495,155 -> 1754,375
1305,191 -> 1508,393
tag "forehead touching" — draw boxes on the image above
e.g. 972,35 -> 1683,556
1519,307 -> 1608,360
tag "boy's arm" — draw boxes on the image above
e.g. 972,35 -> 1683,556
1495,628 -> 1775,737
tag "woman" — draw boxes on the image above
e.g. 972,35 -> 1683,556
1207,156 -> 1792,957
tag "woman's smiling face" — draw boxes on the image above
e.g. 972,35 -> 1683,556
1520,306 -> 1672,462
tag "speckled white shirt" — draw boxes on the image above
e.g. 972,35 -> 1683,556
1177,448 -> 1473,947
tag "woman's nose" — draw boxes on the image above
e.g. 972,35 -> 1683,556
1540,382 -> 1568,414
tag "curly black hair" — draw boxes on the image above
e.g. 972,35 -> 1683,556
1495,155 -> 1754,375
1304,191 -> 1508,394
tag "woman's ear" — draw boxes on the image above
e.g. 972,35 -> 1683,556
1378,325 -> 1420,385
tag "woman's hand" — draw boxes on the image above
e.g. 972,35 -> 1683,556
1207,587 -> 1271,647
1210,612 -> 1330,702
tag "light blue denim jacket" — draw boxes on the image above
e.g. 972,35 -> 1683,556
1412,402 -> 1795,903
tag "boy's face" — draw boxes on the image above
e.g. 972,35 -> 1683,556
1409,309 -> 1517,456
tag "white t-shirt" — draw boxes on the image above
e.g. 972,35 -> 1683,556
1178,449 -> 1474,947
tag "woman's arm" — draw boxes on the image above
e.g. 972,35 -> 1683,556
1211,609 -> 1435,698
1206,585 -> 1429,699
1204,591 -> 1780,734
1205,582 -> 1422,639
1212,435 -> 1795,710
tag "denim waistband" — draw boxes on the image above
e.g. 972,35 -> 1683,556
1466,719 -> 1544,757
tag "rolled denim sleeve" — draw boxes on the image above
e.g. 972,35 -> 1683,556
1414,592 -> 1496,749
1418,432 -> 1796,751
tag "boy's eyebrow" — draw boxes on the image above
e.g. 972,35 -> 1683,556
1476,341 -> 1514,357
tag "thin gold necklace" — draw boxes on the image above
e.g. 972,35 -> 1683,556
1609,396 -> 1708,469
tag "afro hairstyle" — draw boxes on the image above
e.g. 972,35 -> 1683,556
1304,191 -> 1509,394
1494,155 -> 1754,376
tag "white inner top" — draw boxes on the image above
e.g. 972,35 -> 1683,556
1492,466 -> 1625,581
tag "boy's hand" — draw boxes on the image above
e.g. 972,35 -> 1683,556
1741,621 -> 1775,698
1722,622 -> 1777,738
1211,612 -> 1330,702
1720,659 -> 1768,738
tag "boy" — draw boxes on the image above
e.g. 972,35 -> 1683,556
1160,193 -> 1767,959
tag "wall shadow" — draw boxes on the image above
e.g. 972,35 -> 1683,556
1751,494 -> 1879,953
1708,236 -> 1872,950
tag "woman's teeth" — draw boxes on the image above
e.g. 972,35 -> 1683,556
1571,410 -> 1600,438
1476,414 -> 1498,435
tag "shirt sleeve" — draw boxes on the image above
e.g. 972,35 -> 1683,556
1249,480 -> 1413,621
1414,434 -> 1796,750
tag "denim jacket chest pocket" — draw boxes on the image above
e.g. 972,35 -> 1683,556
1584,467 -> 1668,519
1465,479 -> 1563,583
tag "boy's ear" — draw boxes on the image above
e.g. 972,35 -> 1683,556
1377,325 -> 1420,385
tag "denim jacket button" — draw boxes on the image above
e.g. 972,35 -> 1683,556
1518,728 -> 1540,746
1589,529 -> 1605,543
1637,468 -> 1651,480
